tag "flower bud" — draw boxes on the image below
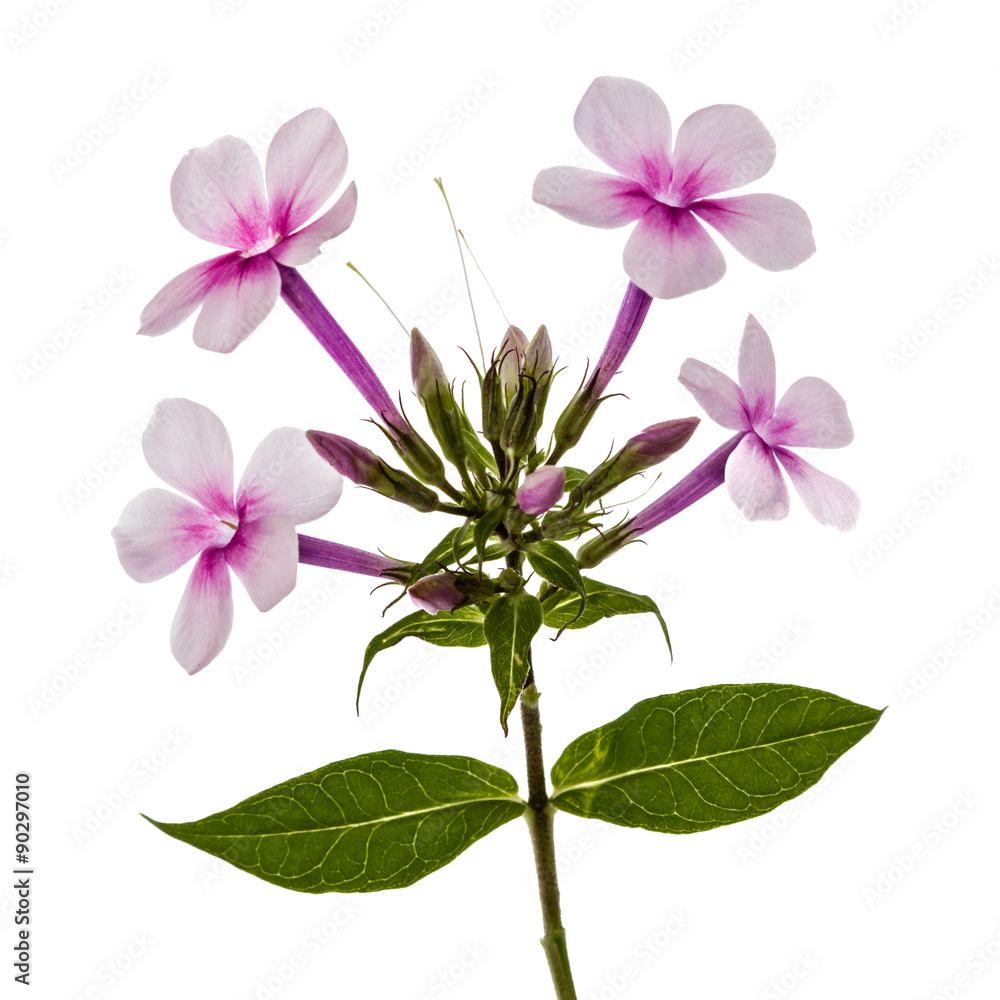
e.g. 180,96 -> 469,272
500,374 -> 544,460
481,360 -> 507,445
516,466 -> 566,516
410,328 -> 467,470
381,417 -> 448,488
576,522 -> 636,569
523,325 -> 553,379
498,325 -> 528,404
578,417 -> 700,503
551,374 -> 602,462
307,430 -> 440,513
409,573 -> 467,614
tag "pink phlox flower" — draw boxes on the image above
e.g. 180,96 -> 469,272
138,108 -> 358,352
679,316 -> 859,530
112,398 -> 343,673
533,77 -> 815,299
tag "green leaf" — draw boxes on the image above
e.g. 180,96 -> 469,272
414,527 -> 475,578
526,540 -> 587,626
562,467 -> 588,494
541,577 -> 671,656
146,751 -> 525,893
358,607 -> 486,709
551,683 -> 883,834
483,591 -> 544,735
460,421 -> 500,480
473,505 -> 505,564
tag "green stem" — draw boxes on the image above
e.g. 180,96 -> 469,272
520,668 -> 578,1000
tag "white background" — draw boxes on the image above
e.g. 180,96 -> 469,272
5,0 -> 999,997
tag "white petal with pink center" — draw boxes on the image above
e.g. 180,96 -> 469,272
737,315 -> 776,424
112,488 -> 234,583
763,377 -> 855,449
531,168 -> 651,229
142,398 -> 236,517
171,549 -> 234,675
667,104 -> 775,204
691,195 -> 816,271
266,108 -> 348,236
623,204 -> 726,299
774,448 -> 860,531
237,426 -> 343,523
171,135 -> 270,250
224,515 -> 299,612
726,432 -> 789,521
191,254 -> 281,353
678,359 -> 750,432
573,76 -> 673,188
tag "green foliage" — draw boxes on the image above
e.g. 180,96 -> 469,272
358,608 -> 486,709
551,683 -> 883,834
146,751 -> 525,893
484,591 -> 544,734
542,577 -> 670,655
526,540 -> 587,626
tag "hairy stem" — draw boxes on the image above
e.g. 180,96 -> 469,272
521,667 -> 578,1000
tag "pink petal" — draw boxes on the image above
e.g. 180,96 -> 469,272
667,105 -> 775,203
224,515 -> 298,612
763,377 -> 855,449
112,488 -> 233,582
192,253 -> 280,353
573,77 -> 672,189
678,359 -> 751,431
531,167 -> 651,228
142,398 -> 236,518
738,315 -> 776,424
269,182 -> 357,266
691,194 -> 816,271
725,433 -> 789,521
774,448 -> 860,531
266,109 -> 349,236
170,135 -> 270,251
171,548 -> 234,674
237,427 -> 343,524
623,204 -> 726,299
137,253 -> 238,338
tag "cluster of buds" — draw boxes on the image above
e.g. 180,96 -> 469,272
305,323 -> 700,615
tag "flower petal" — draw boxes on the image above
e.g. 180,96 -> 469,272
738,315 -> 776,424
531,166 -> 651,229
112,488 -> 233,582
763,377 -> 855,449
170,135 -> 269,251
691,194 -> 816,271
192,253 -> 280,353
224,514 -> 298,612
725,433 -> 789,521
269,182 -> 357,266
668,105 -> 775,203
142,398 -> 236,518
678,359 -> 750,431
137,253 -> 238,338
623,204 -> 726,299
573,76 -> 672,189
170,548 -> 234,674
266,108 -> 349,236
237,427 -> 343,524
774,448 -> 860,530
